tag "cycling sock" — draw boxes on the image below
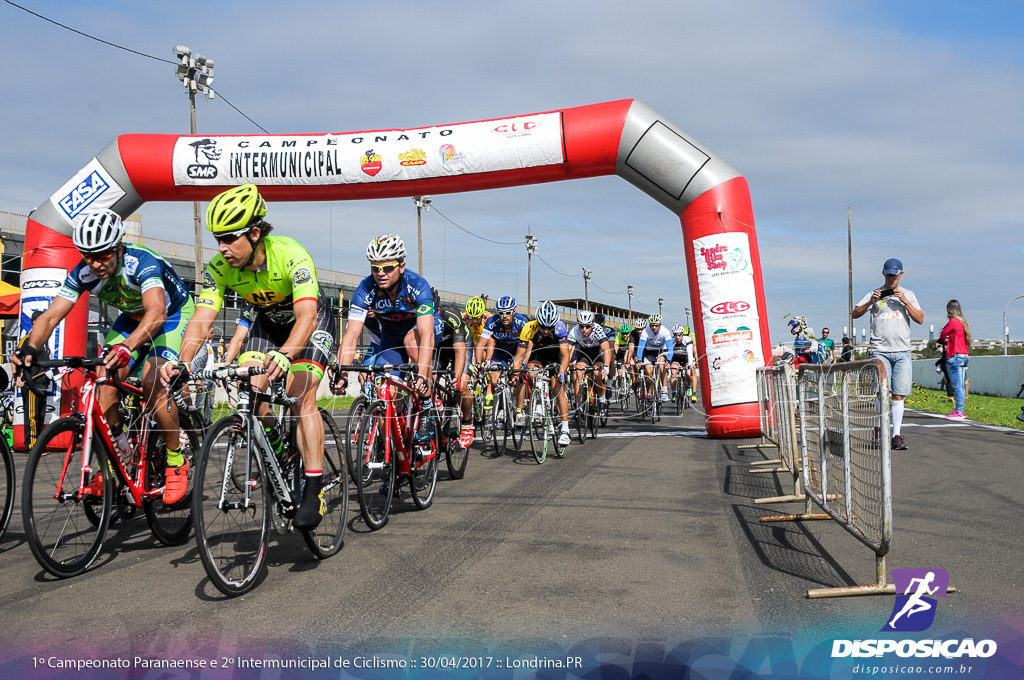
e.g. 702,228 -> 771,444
560,422 -> 570,433
166,447 -> 185,467
891,400 -> 905,436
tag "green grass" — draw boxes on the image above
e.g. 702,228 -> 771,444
907,386 -> 1024,429
210,395 -> 356,423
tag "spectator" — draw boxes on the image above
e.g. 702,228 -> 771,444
820,327 -> 836,363
938,300 -> 971,419
840,336 -> 853,362
852,257 -> 924,451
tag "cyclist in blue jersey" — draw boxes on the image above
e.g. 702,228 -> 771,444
13,209 -> 195,504
475,295 -> 529,419
635,314 -> 675,401
333,234 -> 435,396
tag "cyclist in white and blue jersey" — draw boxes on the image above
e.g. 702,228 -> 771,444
13,209 -> 194,503
333,234 -> 435,396
635,314 -> 675,401
476,295 -> 529,413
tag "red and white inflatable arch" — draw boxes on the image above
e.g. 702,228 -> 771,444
21,99 -> 769,440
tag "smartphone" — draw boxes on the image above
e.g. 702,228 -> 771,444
879,289 -> 896,298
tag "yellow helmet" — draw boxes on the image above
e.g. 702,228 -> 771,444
206,183 -> 267,234
464,296 -> 486,317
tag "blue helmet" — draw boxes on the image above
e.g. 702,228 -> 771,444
496,295 -> 517,312
536,301 -> 559,327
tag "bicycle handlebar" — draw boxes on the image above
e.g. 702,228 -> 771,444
22,356 -> 122,399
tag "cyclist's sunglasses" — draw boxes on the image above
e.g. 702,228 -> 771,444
213,229 -> 251,244
370,261 -> 401,274
82,250 -> 116,264
579,323 -> 594,328
497,310 -> 514,317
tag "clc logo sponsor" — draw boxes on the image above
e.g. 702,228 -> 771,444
492,121 -> 539,135
710,301 -> 750,315
57,170 -> 110,220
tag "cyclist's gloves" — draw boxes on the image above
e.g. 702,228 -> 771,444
266,350 -> 292,374
167,361 -> 190,390
104,343 -> 133,368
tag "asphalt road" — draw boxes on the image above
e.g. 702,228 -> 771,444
0,401 -> 1021,678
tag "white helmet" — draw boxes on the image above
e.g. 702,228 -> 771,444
366,234 -> 407,262
73,209 -> 125,253
577,310 -> 595,325
633,318 -> 648,330
536,300 -> 559,327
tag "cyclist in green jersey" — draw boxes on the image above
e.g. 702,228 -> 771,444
160,184 -> 336,529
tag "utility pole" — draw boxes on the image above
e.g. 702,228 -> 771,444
582,268 -> 592,310
847,207 -> 853,347
627,285 -> 634,322
525,233 -> 538,310
174,46 -> 214,295
658,297 -> 664,316
412,196 -> 431,275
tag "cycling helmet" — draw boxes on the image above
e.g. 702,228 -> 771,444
672,324 -> 685,334
634,318 -> 648,330
648,313 -> 663,326
496,295 -> 517,313
577,310 -> 595,326
206,183 -> 267,234
366,233 -> 407,262
536,300 -> 559,327
594,313 -> 606,325
681,325 -> 690,335
464,296 -> 486,317
618,323 -> 632,334
73,209 -> 125,253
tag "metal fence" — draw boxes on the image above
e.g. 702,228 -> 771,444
744,365 -> 803,504
757,359 -> 895,598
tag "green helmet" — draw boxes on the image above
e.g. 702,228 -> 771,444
464,296 -> 486,317
206,183 -> 267,234
619,323 -> 632,334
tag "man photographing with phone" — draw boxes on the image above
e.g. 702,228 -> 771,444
852,257 -> 924,451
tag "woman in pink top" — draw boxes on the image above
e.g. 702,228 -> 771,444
938,300 -> 971,419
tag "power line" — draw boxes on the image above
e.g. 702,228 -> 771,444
4,0 -> 269,134
429,206 -> 523,246
535,253 -> 577,277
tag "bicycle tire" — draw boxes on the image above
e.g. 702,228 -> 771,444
23,417 -> 112,578
344,395 -> 367,485
491,388 -> 510,457
354,403 -> 395,530
443,409 -> 469,479
510,399 -> 525,451
301,409 -> 349,558
587,387 -> 599,439
528,387 -> 547,464
408,415 -> 439,509
193,415 -> 270,597
143,435 -> 194,546
0,435 -> 14,542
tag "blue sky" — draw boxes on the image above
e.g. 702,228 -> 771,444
1,0 -> 1023,346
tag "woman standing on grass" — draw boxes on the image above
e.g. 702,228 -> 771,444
938,300 -> 971,419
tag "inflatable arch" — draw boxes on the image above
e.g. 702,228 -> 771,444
21,99 -> 769,439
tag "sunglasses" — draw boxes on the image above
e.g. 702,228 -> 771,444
370,262 -> 400,274
579,323 -> 594,328
82,250 -> 116,264
497,311 -> 514,317
213,230 -> 250,245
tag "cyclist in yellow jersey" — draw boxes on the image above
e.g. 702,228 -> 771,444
160,184 -> 336,529
462,297 -> 492,351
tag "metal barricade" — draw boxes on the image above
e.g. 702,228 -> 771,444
794,360 -> 895,597
743,365 -> 804,504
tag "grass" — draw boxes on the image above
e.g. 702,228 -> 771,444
210,395 -> 356,423
907,385 -> 1024,430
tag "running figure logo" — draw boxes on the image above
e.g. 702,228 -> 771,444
882,568 -> 950,632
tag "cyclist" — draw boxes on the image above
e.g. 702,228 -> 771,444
15,209 -> 195,503
512,301 -> 572,447
428,290 -> 474,448
567,310 -> 614,414
462,296 -> 492,363
475,295 -> 529,422
333,233 -> 435,400
159,184 -> 337,529
635,314 -> 674,401
624,317 -> 647,388
669,325 -> 697,403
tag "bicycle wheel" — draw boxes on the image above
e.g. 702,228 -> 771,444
344,395 -> 367,485
0,436 -> 13,542
193,415 -> 270,597
492,388 -> 511,456
528,388 -> 547,464
587,387 -> 599,439
510,398 -> 525,451
143,435 -> 194,546
23,417 -> 112,578
301,409 -> 349,558
409,415 -> 439,509
354,403 -> 395,530
443,409 -> 469,479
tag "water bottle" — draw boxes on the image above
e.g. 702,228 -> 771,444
265,425 -> 284,457
111,430 -> 134,468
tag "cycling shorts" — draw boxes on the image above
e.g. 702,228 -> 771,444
641,349 -> 666,365
105,297 -> 195,368
238,300 -> 336,380
573,345 -> 605,365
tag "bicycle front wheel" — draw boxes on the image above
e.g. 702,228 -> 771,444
193,416 -> 270,597
344,395 -> 367,485
301,409 -> 348,558
0,436 -> 14,542
23,417 -> 112,578
354,403 -> 395,530
491,389 -> 510,457
443,410 -> 469,479
409,416 -> 439,510
528,388 -> 548,464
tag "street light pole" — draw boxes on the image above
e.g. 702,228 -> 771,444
658,298 -> 664,316
582,268 -> 592,310
412,196 -> 431,275
1004,294 -> 1024,355
627,285 -> 634,321
685,307 -> 691,329
174,46 -> 214,295
525,234 -> 538,310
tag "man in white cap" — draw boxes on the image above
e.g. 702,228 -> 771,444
852,257 -> 924,450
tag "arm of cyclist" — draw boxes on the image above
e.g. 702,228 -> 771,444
332,317 -> 365,394
558,342 -> 573,382
413,313 -> 435,395
11,295 -> 75,371
262,297 -> 317,381
160,305 -> 218,387
664,336 -> 674,363
601,340 -> 613,375
451,340 -> 467,389
222,318 -> 250,365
